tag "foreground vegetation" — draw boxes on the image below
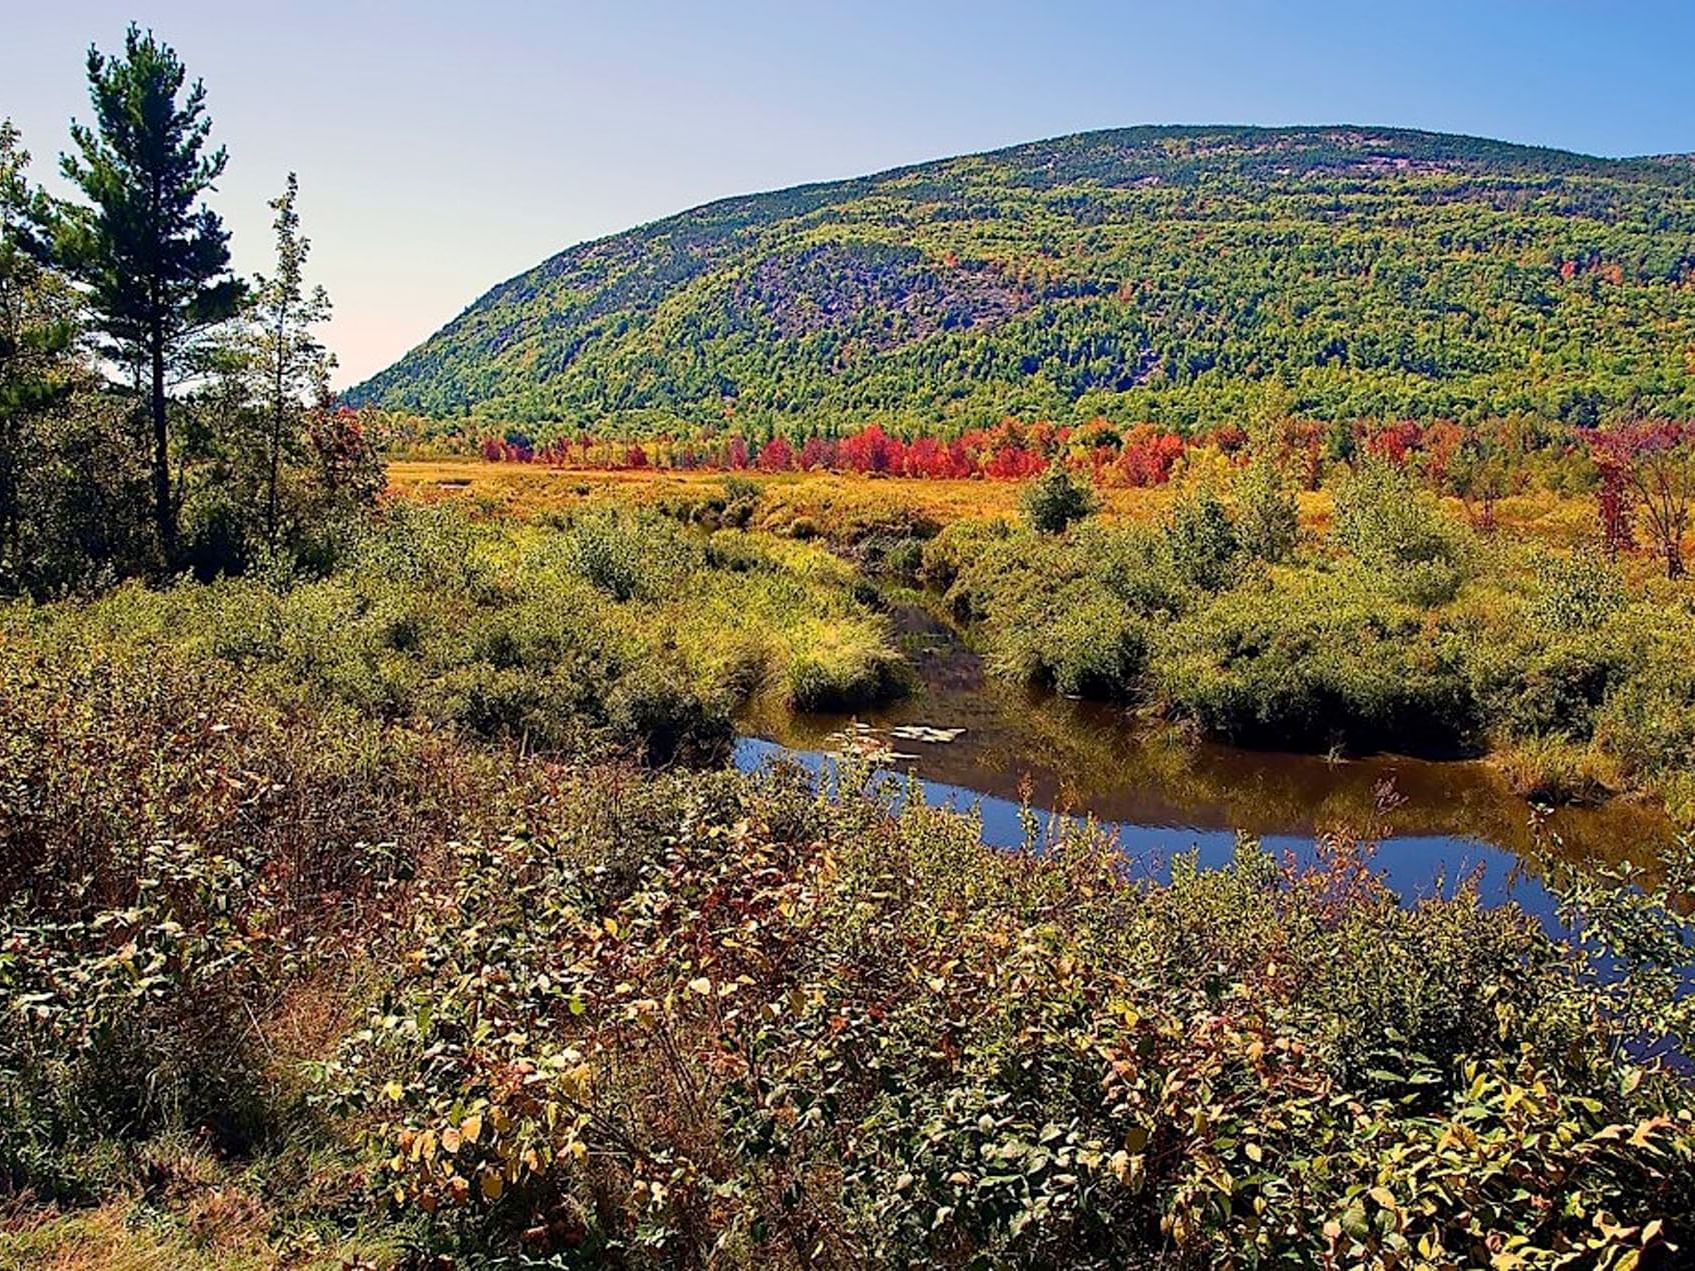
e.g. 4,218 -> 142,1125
5,555 -> 1695,1265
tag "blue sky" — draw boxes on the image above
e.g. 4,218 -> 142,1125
4,1 -> 1692,385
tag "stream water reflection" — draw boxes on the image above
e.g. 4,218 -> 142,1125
736,604 -> 1680,929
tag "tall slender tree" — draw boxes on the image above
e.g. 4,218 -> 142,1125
248,172 -> 333,546
45,25 -> 242,563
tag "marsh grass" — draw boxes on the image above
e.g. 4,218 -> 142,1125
4,503 -> 909,767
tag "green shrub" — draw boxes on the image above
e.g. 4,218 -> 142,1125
1594,650 -> 1695,780
785,640 -> 912,712
1468,625 -> 1630,742
1234,454 -> 1300,563
1087,521 -> 1192,616
1532,547 -> 1627,633
558,508 -> 695,601
1494,733 -> 1617,803
721,475 -> 761,506
1149,573 -> 1476,751
704,530 -> 778,574
720,475 -> 762,528
425,662 -> 598,751
1162,484 -> 1242,591
1334,459 -> 1472,605
1020,466 -> 1098,534
857,532 -> 924,580
921,518 -> 1013,597
1021,595 -> 1148,699
603,662 -> 732,765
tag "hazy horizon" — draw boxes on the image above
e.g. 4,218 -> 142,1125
5,0 -> 1693,388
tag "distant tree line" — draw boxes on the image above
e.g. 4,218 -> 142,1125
464,411 -> 1694,576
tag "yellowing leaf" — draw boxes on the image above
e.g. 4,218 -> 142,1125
1628,1117 -> 1669,1148
480,1168 -> 504,1201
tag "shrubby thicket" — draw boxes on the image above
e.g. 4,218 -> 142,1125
931,460 -> 1695,820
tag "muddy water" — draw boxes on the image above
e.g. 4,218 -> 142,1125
736,602 -> 1680,922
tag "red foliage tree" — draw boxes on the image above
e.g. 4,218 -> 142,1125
946,439 -> 973,478
1597,464 -> 1635,556
1116,425 -> 1185,487
309,407 -> 386,505
982,445 -> 1045,480
756,436 -> 796,472
838,424 -> 905,474
798,436 -> 836,471
1420,420 -> 1464,491
1590,420 -> 1694,576
478,435 -> 534,463
1366,420 -> 1423,467
1209,424 -> 1249,455
903,436 -> 947,478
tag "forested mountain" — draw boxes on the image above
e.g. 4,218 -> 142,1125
346,126 -> 1695,433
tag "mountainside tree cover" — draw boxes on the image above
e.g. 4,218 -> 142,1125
346,127 -> 1695,435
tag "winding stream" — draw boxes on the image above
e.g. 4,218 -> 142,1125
736,602 -> 1681,927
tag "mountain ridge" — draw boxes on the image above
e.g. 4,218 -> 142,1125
347,124 -> 1695,431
